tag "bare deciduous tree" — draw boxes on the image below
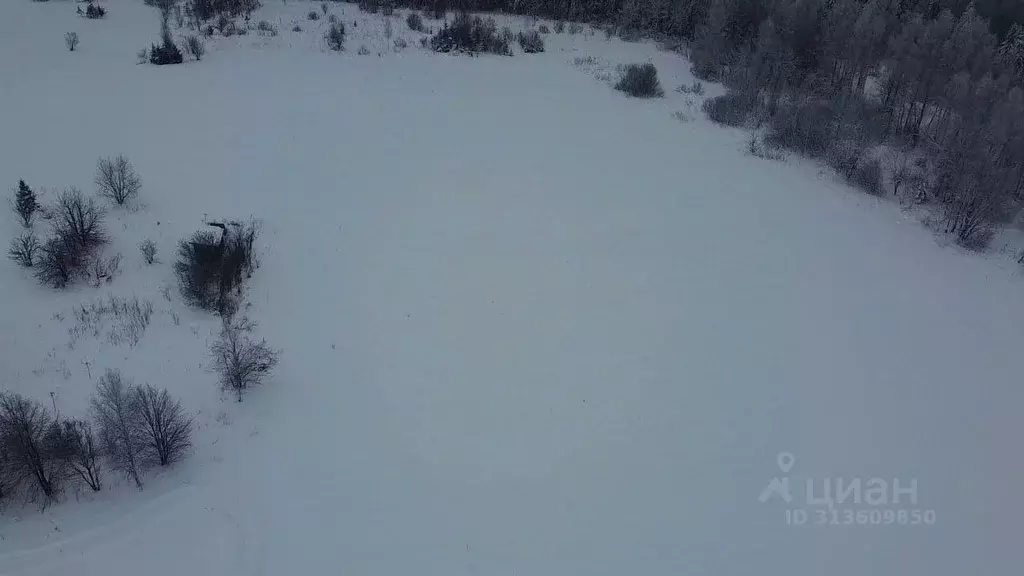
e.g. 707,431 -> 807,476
211,317 -> 280,402
184,35 -> 205,61
95,155 -> 142,206
90,370 -> 145,489
0,393 -> 61,503
133,385 -> 193,466
45,419 -> 102,492
8,233 -> 39,268
52,187 -> 107,249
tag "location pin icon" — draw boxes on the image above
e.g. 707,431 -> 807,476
777,452 -> 795,473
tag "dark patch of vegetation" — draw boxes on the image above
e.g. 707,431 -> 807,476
615,63 -> 663,98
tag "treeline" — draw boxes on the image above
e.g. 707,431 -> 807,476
365,0 -> 1024,248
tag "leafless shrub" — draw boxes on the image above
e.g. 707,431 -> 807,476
384,15 -> 393,39
139,239 -> 157,264
35,235 -> 86,289
90,252 -> 122,287
65,32 -> 79,52
256,20 -> 277,36
0,393 -> 61,503
90,369 -> 144,489
568,22 -> 582,34
538,24 -> 550,34
137,47 -> 149,64
554,20 -> 565,33
292,24 -> 303,32
45,419 -> 102,492
746,133 -> 786,161
211,317 -> 280,402
308,10 -> 320,21
8,233 -> 39,267
357,44 -> 371,55
133,385 -> 192,466
184,35 -> 205,61
71,295 -> 154,347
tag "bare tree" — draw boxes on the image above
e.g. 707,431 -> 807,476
8,233 -> 39,268
34,234 -> 84,289
90,370 -> 144,489
45,419 -> 102,492
52,187 -> 107,249
95,156 -> 142,206
133,385 -> 193,466
211,317 -> 280,402
65,32 -> 79,52
0,393 -> 61,503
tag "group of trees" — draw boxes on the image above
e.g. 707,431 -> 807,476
0,371 -> 191,506
358,0 -> 1024,249
8,157 -> 141,287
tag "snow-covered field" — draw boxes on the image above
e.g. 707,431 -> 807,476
1,1 -> 1022,574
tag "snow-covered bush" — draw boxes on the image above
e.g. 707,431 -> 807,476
358,44 -> 371,55
615,63 -> 663,98
554,20 -> 565,33
325,21 -> 346,51
8,233 -> 39,267
429,13 -> 511,56
211,317 -> 280,402
850,157 -> 884,197
676,81 -> 705,95
256,20 -> 278,36
517,29 -> 544,53
308,10 -> 321,21
150,36 -> 183,65
65,32 -> 79,52
95,155 -> 142,206
538,24 -> 550,33
139,239 -> 157,264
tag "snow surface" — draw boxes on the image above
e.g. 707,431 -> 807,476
1,1 -> 1022,575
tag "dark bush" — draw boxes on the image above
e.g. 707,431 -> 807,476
174,220 -> 259,316
764,100 -> 838,158
517,29 -> 544,53
702,92 -> 754,127
150,37 -> 183,65
85,3 -> 106,19
406,12 -> 424,32
256,20 -> 278,36
615,63 -> 663,98
8,233 -> 39,268
676,81 -> 705,95
538,24 -> 549,33
65,32 -> 79,52
308,10 -> 320,20
554,20 -> 565,33
429,13 -> 511,56
325,21 -> 346,51
45,419 -> 102,492
358,0 -> 380,14
35,235 -> 85,289
13,179 -> 37,227
292,24 -> 303,32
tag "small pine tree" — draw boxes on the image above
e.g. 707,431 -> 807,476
14,179 -> 38,227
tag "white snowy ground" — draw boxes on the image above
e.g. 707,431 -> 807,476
1,1 -> 1022,575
